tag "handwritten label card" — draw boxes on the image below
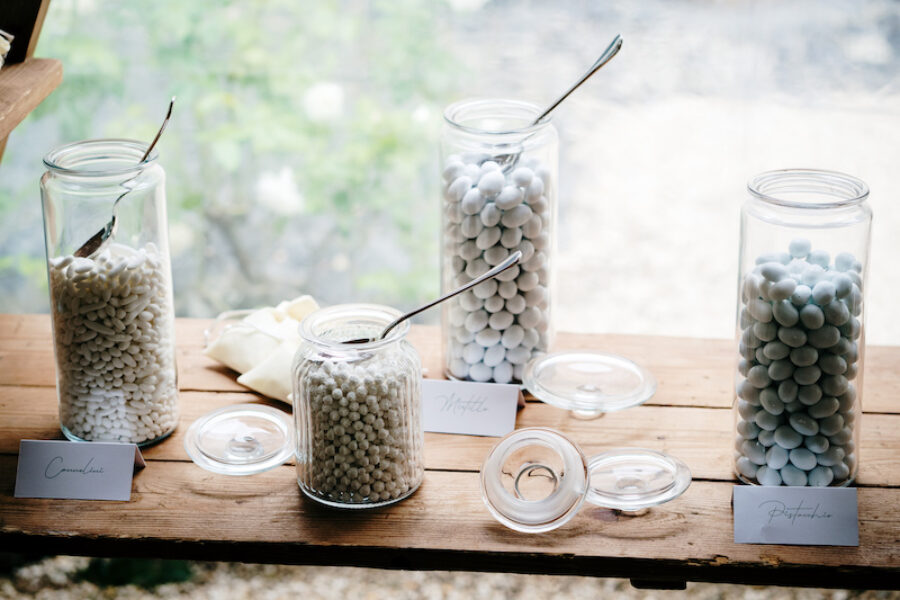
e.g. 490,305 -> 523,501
733,486 -> 858,546
422,379 -> 519,437
15,440 -> 145,501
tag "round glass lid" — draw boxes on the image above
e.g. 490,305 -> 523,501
480,428 -> 589,533
523,351 -> 657,418
586,449 -> 691,511
184,404 -> 294,476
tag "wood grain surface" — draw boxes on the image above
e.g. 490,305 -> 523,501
0,57 -> 62,159
0,314 -> 898,588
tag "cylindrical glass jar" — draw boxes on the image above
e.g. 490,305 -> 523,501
41,139 -> 179,446
734,169 -> 871,487
440,98 -> 558,384
292,304 -> 424,508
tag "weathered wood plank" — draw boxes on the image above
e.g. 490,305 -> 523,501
0,57 -> 62,153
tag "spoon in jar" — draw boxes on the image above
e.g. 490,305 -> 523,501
487,34 -> 623,173
74,97 -> 175,258
345,250 -> 523,344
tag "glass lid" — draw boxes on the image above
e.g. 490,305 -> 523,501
184,404 -> 294,475
586,449 -> 691,511
523,351 -> 657,418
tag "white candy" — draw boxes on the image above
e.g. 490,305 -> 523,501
468,362 -> 493,382
501,204 -> 533,228
511,167 -> 533,187
461,188 -> 485,215
477,170 -> 505,198
483,344 -> 506,367
494,186 -> 524,210
493,361 -> 513,384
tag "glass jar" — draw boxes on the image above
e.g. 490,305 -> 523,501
440,98 -> 558,384
734,169 -> 871,487
41,139 -> 179,446
292,304 -> 424,508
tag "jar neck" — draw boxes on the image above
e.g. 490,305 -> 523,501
747,169 -> 869,210
300,304 -> 410,353
444,98 -> 552,140
43,138 -> 158,180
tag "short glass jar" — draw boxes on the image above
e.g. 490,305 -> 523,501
440,98 -> 558,384
40,139 -> 179,446
734,169 -> 871,487
292,304 -> 424,508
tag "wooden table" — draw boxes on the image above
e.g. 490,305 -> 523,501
1,314 -> 898,589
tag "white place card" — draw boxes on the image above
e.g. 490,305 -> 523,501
733,486 -> 858,546
15,440 -> 146,501
422,379 -> 519,437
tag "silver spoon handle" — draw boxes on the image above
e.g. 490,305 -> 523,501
532,34 -> 622,125
379,250 -> 523,340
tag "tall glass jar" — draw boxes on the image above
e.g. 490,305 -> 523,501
292,304 -> 424,508
41,139 -> 179,446
440,99 -> 558,384
734,169 -> 871,487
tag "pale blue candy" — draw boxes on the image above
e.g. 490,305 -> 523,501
831,461 -> 850,480
766,359 -> 792,381
847,286 -> 862,316
823,300 -> 850,326
747,365 -> 771,388
816,446 -> 845,466
736,456 -> 759,479
837,389 -> 856,413
464,309 -> 489,333
777,380 -> 798,402
463,343 -> 486,365
772,300 -> 800,327
760,262 -> 788,282
793,365 -> 821,386
740,307 -> 755,329
449,358 -> 469,379
758,429 -> 776,447
759,280 -> 774,300
800,264 -> 826,286
812,280 -> 836,306
755,409 -> 781,431
808,466 -> 834,487
834,252 -> 856,272
789,412 -> 819,436
833,274 -> 853,298
829,427 -> 853,445
843,341 -> 859,364
748,298 -> 774,323
737,419 -> 761,439
742,440 -> 767,465
758,388 -> 781,412
753,321 -> 778,342
738,400 -> 758,420
845,363 -> 858,380
790,284 -> 812,307
742,274 -> 762,301
493,361 -> 514,384
742,328 -> 761,349
789,346 -> 818,367
773,425 -> 802,449
763,341 -> 790,360
807,325 -> 840,349
757,465 -> 783,486
808,396 -> 840,419
845,452 -> 857,471
739,342 -> 755,360
818,354 -> 847,376
818,413 -> 844,436
799,304 -> 825,329
781,464 -> 808,486
501,324 -> 525,349
808,250 -> 830,268
830,337 -> 852,356
468,362 -> 494,382
777,327 -> 807,348
840,317 -> 861,341
766,444 -> 790,469
755,253 -> 781,265
789,447 -> 817,471
804,435 -> 829,454
506,346 -> 531,365
738,358 -> 751,376
769,278 -> 797,301
821,375 -> 848,396
784,400 -> 804,413
788,238 -> 811,259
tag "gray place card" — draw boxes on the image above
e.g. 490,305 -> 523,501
422,379 -> 519,437
14,439 -> 146,501
733,485 -> 859,546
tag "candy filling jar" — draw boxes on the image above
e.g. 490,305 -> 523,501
734,169 -> 871,487
292,304 -> 424,508
41,139 -> 179,445
440,98 -> 558,384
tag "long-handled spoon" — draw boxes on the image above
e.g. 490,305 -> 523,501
74,97 -> 175,258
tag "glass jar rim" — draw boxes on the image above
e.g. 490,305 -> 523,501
443,98 -> 552,136
747,169 -> 869,209
299,303 -> 411,351
43,138 -> 159,177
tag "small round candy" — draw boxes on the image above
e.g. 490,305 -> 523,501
466,257 -> 489,278
516,240 -> 535,263
494,185 -> 524,210
834,252 -> 855,271
780,464 -> 808,486
831,461 -> 850,480
818,413 -> 844,436
473,279 -> 498,300
742,328 -> 762,349
769,278 -> 797,301
477,170 -> 505,198
464,310 -> 489,332
789,447 -> 817,471
829,427 -> 853,445
475,328 -> 501,347
808,465 -> 834,487
823,300 -> 849,326
493,361 -> 513,384
777,379 -> 798,402
760,262 -> 788,282
818,354 -> 847,376
736,456 -> 759,479
767,359 -> 794,382
759,388 -> 784,415
738,358 -> 751,376
476,227 -> 502,250
738,400 -> 758,420
483,294 -> 505,313
804,435 -> 829,454
459,291 -> 482,312
789,346 -> 818,367
743,274 -> 762,301
789,412 -> 819,436
758,429 -> 776,447
741,440 -> 767,465
816,446 -> 845,467
483,344 -> 506,367
763,341 -> 790,360
777,327 -> 807,348
501,325 -> 525,349
747,298 -> 774,323
488,310 -> 514,330
789,238 -> 812,259
808,325 -> 840,349
505,294 -> 526,315
498,280 -> 518,300
501,204 -> 533,228
511,167 -> 533,187
462,343 -> 485,365
461,188 -> 486,215
808,396 -> 839,419
449,358 -> 468,379
753,321 -> 778,342
468,362 -> 493,382
773,426 -> 802,450
506,346 -> 531,365
821,375 -> 848,396
518,307 -> 541,329
500,227 -> 523,249
793,365 -> 821,386
737,419 -> 761,439
790,284 -> 812,307
755,409 -> 781,431
772,300 -> 799,327
812,280 -> 836,306
833,274 -> 853,299
525,177 -> 544,201
837,389 -> 856,413
797,384 -> 822,406
756,465 -> 783,486
801,264 -> 826,286
445,175 -> 472,202
747,365 -> 772,388
808,250 -> 830,268
737,380 -> 761,404
480,202 -> 501,227
784,400 -> 804,414
483,245 -> 510,267
766,444 -> 790,469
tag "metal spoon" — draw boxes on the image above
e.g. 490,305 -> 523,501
345,250 -> 523,344
74,97 -> 176,258
488,34 -> 623,173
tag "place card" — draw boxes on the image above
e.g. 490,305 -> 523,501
422,379 -> 519,437
733,485 -> 858,546
14,439 -> 146,501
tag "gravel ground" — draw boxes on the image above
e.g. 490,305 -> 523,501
1,557 -> 899,600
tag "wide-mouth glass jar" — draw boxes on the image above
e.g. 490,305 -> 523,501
40,139 -> 179,446
440,98 -> 558,384
292,304 -> 424,508
734,169 -> 871,487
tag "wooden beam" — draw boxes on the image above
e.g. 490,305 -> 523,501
0,56 -> 61,161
